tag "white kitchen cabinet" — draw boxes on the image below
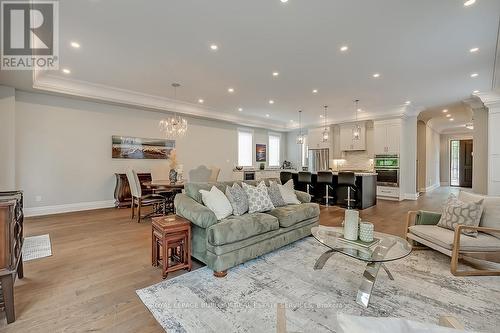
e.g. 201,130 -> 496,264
339,123 -> 366,151
307,127 -> 332,150
374,120 -> 401,154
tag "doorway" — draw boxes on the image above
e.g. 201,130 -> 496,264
450,139 -> 473,187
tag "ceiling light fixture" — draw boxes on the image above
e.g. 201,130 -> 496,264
228,87 -> 235,93
352,99 -> 361,140
312,89 -> 318,94
159,83 -> 188,139
473,90 -> 479,94
210,44 -> 218,51
465,123 -> 474,130
280,0 -> 289,3
372,73 -> 380,78
322,105 -> 329,143
272,71 -> 279,77
463,0 -> 476,6
443,109 -> 448,113
269,100 -> 274,104
340,45 -> 349,52
446,114 -> 451,118
296,110 -> 304,144
469,47 -> 479,53
238,107 -> 243,112
405,101 -> 411,105
62,68 -> 71,74
198,99 -> 204,104
266,114 -> 270,118
70,41 -> 80,48
449,118 -> 454,121
357,108 -> 362,112
470,73 -> 478,78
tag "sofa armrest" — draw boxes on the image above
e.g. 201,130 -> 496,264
295,190 -> 311,203
174,193 -> 218,229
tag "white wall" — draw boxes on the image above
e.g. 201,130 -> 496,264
0,86 -> 16,191
487,103 -> 500,195
14,91 -> 286,210
472,105 -> 488,194
425,123 -> 440,191
417,120 -> 426,191
401,116 -> 418,198
439,132 -> 473,186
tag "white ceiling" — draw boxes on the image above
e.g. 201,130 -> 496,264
1,0 -> 499,130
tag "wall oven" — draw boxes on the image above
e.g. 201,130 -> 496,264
374,155 -> 399,187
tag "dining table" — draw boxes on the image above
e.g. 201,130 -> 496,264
142,180 -> 185,215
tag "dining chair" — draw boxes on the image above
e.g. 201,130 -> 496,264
125,168 -> 166,223
188,165 -> 212,182
208,166 -> 221,182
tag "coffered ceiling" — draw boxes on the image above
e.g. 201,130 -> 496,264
1,0 -> 499,131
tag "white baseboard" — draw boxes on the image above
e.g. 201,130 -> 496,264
423,183 -> 440,193
403,193 -> 419,200
440,181 -> 450,186
25,200 -> 115,217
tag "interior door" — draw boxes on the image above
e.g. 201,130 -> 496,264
459,139 -> 473,188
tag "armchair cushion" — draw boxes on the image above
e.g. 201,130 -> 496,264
409,225 -> 500,252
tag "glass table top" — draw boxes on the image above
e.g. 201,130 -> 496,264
311,226 -> 412,263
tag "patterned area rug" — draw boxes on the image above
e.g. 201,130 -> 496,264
137,237 -> 500,333
22,234 -> 52,261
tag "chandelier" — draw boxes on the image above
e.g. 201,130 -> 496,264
322,105 -> 329,142
296,110 -> 304,144
352,99 -> 361,141
159,83 -> 188,139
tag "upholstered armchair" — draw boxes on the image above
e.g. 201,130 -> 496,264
406,191 -> 500,276
188,165 -> 213,182
125,169 -> 166,223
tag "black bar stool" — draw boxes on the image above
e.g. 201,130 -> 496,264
337,172 -> 357,209
298,171 -> 314,196
317,171 -> 334,206
280,171 -> 292,185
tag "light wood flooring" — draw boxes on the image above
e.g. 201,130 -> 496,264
0,187 -> 459,332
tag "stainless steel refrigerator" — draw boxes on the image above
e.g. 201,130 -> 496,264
308,149 -> 329,172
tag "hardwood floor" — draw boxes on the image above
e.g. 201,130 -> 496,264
0,187 -> 458,332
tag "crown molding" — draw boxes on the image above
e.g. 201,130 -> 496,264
472,90 -> 500,108
32,73 -> 289,132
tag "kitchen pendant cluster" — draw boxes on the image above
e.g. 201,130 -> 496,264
296,110 -> 304,144
296,106 -> 330,145
159,83 -> 188,139
352,99 -> 361,141
322,105 -> 329,143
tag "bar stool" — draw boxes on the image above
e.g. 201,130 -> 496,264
280,171 -> 293,185
298,171 -> 314,196
317,171 -> 334,206
337,172 -> 357,209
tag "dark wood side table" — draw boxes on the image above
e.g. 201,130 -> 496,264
151,215 -> 191,278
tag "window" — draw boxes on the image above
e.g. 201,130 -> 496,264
268,133 -> 281,167
238,129 -> 253,167
301,135 -> 308,167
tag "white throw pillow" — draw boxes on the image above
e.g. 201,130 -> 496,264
278,179 -> 301,205
199,186 -> 233,220
241,181 -> 275,213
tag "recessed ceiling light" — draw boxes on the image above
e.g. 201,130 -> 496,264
198,99 -> 204,104
357,108 -> 362,112
266,114 -> 270,118
405,101 -> 411,105
272,71 -> 279,77
210,44 -> 218,51
470,73 -> 478,78
473,90 -> 480,94
269,100 -> 274,104
238,107 -> 243,112
442,109 -> 448,113
280,0 -> 288,3
290,119 -> 294,122
228,88 -> 235,93
340,45 -> 349,52
463,0 -> 476,7
446,114 -> 451,118
372,73 -> 380,78
70,41 -> 80,48
62,68 -> 71,74
312,89 -> 318,94
469,47 -> 479,53
320,114 -> 324,118
449,118 -> 454,121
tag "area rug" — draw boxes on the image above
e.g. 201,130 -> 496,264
22,234 -> 52,261
137,237 -> 500,333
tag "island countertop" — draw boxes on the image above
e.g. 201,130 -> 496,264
288,170 -> 377,176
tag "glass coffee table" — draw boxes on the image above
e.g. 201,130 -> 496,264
311,226 -> 412,307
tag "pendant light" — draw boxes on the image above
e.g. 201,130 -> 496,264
159,83 -> 188,139
296,110 -> 304,144
322,105 -> 329,142
352,99 -> 361,141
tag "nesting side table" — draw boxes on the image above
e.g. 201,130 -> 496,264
151,215 -> 192,278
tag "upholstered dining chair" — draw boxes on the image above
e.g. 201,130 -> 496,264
125,168 -> 166,223
208,166 -> 221,182
188,165 -> 213,182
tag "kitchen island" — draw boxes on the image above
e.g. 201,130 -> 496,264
290,171 -> 377,209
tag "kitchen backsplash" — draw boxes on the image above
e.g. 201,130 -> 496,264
334,151 -> 374,171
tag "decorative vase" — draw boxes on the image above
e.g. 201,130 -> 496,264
343,209 -> 359,241
169,169 -> 178,185
359,222 -> 374,242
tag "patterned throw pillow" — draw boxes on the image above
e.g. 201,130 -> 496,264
437,193 -> 484,237
268,181 -> 286,207
225,183 -> 249,216
242,181 -> 275,214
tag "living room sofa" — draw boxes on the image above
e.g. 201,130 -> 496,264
174,179 -> 320,276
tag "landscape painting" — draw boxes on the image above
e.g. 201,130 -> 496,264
112,136 -> 175,159
256,144 -> 267,162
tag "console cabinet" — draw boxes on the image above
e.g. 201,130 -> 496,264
114,173 -> 153,208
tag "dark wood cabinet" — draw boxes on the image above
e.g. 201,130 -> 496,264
114,173 -> 153,208
0,191 -> 24,324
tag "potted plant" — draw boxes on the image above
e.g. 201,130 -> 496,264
259,163 -> 265,170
